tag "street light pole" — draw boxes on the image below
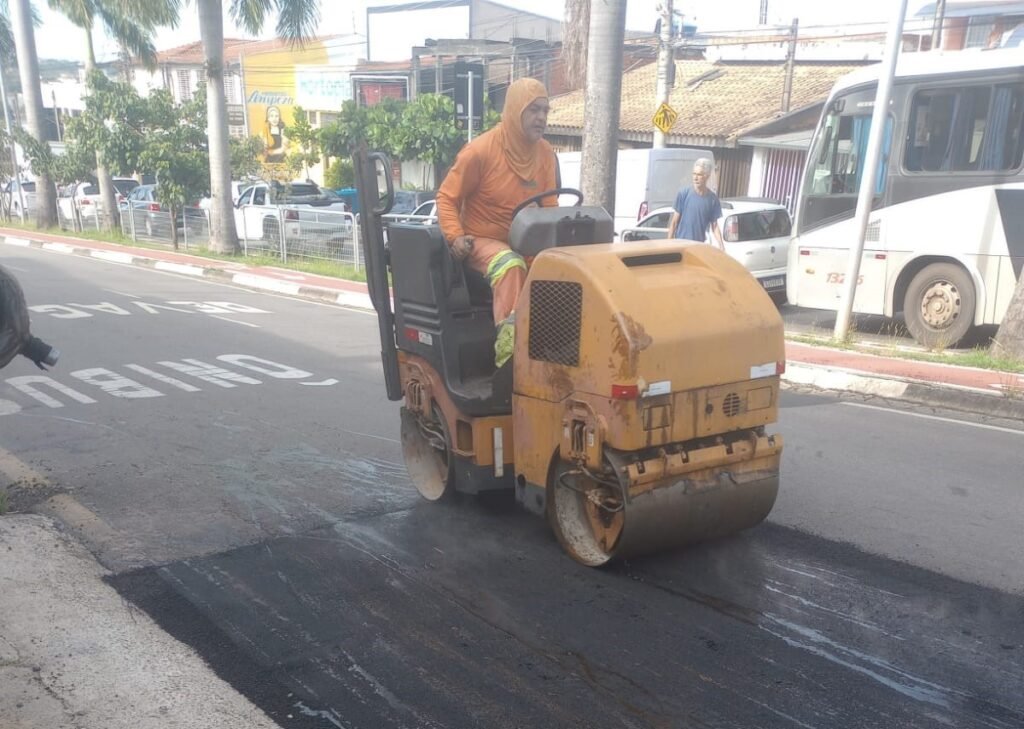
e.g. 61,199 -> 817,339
834,0 -> 908,341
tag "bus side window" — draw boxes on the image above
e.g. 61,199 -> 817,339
905,84 -> 1024,173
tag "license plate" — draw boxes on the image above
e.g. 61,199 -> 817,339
760,277 -> 785,291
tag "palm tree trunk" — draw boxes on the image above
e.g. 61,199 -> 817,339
84,29 -> 120,233
580,0 -> 626,214
9,0 -> 57,228
199,0 -> 239,254
994,282 -> 1024,359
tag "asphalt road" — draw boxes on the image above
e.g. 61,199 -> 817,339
3,245 -> 1022,729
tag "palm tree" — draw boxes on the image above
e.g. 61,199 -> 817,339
49,0 -> 180,231
199,0 -> 320,254
995,288 -> 1024,358
562,0 -> 590,88
8,0 -> 58,227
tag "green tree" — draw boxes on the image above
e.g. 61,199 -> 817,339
319,100 -> 368,160
138,87 -> 209,249
199,0 -> 321,254
394,94 -> 465,186
230,135 -> 265,179
364,98 -> 405,157
286,105 -> 320,179
323,158 -> 353,190
48,0 -> 180,231
62,71 -> 149,179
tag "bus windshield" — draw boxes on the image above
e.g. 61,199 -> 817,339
804,108 -> 891,198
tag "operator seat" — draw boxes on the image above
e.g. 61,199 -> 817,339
385,207 -> 613,416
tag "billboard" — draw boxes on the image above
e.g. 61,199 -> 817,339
242,36 -> 364,166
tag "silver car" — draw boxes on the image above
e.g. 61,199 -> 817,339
620,198 -> 791,301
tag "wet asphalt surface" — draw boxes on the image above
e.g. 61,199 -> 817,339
4,246 -> 1023,729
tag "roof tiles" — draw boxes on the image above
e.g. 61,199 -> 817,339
547,58 -> 869,143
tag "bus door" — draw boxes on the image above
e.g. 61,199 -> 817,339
793,90 -> 892,314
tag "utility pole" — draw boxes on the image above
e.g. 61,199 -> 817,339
931,0 -> 947,50
652,0 -> 674,149
781,18 -> 798,113
834,0 -> 908,342
581,0 -> 627,214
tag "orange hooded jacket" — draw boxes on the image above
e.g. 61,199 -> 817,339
436,79 -> 558,244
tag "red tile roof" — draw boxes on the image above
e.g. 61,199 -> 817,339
548,58 -> 870,145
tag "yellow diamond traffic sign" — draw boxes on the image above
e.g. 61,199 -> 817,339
652,102 -> 678,134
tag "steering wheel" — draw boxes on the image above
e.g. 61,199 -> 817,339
511,187 -> 583,219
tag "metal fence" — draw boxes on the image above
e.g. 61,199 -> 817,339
114,201 -> 211,250
59,199 -> 110,233
236,205 -> 360,268
36,195 -> 451,275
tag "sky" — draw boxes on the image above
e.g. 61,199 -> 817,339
34,0 -> 918,63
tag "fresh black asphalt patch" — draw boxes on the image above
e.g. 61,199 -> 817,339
108,505 -> 1024,729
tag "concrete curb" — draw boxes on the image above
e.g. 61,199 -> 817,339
6,233 -> 1023,420
783,362 -> 1024,420
2,234 -> 376,310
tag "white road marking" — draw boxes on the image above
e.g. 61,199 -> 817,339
300,379 -> 339,386
210,315 -> 260,328
103,289 -> 140,298
3,236 -> 31,246
841,402 -> 1024,436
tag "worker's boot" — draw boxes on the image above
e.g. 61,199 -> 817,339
494,313 -> 515,368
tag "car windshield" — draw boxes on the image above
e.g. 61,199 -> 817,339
113,180 -> 139,195
729,209 -> 792,241
391,191 -> 418,214
278,183 -> 323,200
81,185 -> 98,195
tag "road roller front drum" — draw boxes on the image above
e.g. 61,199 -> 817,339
548,459 -> 628,567
400,405 -> 454,502
547,444 -> 781,567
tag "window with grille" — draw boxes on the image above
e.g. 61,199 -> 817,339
223,74 -> 238,104
528,281 -> 582,366
965,17 -> 996,48
177,70 -> 193,102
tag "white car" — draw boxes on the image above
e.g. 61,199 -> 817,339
620,198 -> 791,300
234,180 -> 352,244
58,178 -> 139,220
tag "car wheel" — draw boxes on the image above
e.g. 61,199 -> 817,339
903,262 -> 975,349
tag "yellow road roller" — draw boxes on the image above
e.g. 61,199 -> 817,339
355,150 -> 784,566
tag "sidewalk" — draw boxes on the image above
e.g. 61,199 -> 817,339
4,227 -> 1024,421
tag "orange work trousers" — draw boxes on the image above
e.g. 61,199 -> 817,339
464,237 -> 527,324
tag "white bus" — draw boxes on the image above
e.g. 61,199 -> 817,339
787,49 -> 1024,347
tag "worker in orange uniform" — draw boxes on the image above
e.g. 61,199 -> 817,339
436,77 -> 557,367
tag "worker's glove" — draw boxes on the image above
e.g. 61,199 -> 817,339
450,235 -> 474,261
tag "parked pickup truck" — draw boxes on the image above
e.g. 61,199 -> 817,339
234,180 -> 353,246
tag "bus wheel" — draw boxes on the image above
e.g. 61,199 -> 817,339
903,263 -> 975,349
